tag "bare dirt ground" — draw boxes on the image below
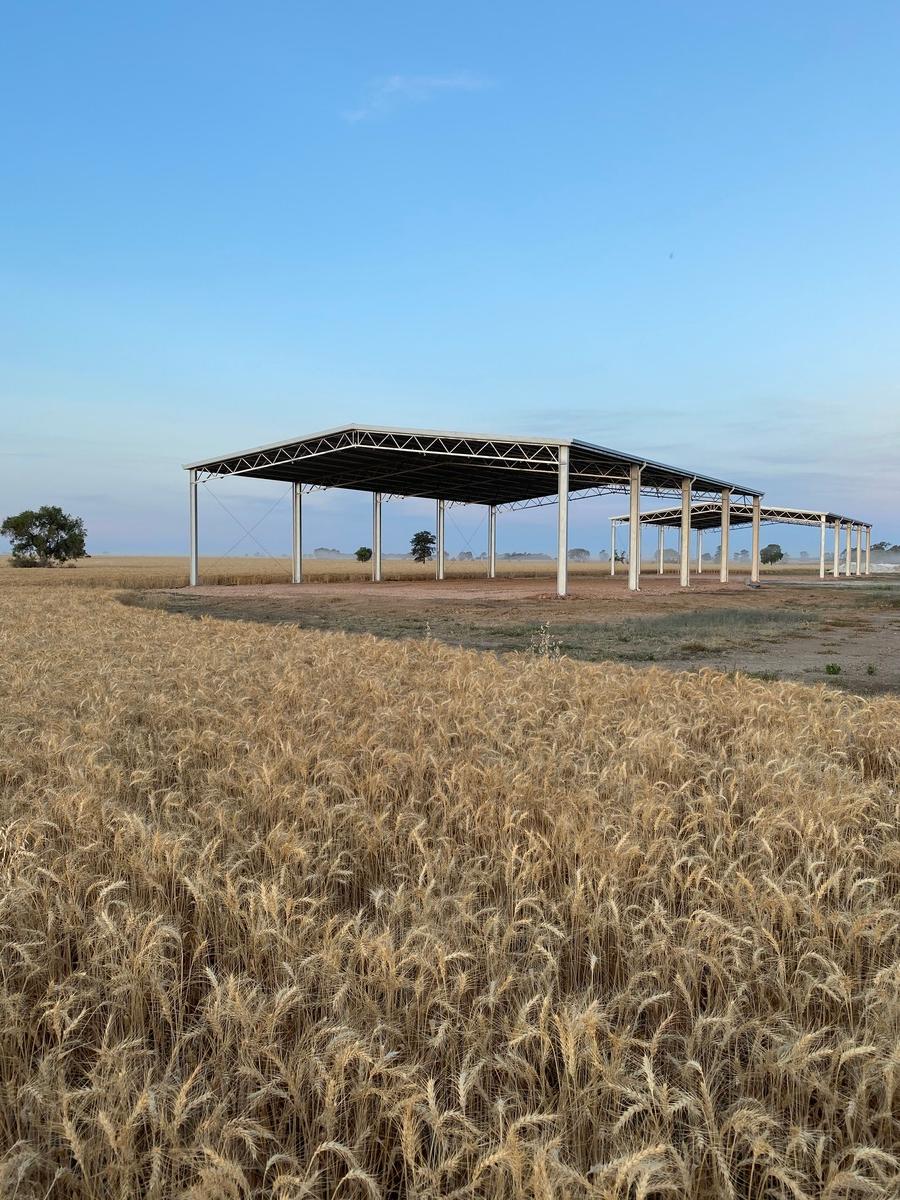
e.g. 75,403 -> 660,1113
139,572 -> 900,695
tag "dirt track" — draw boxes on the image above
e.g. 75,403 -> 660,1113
137,572 -> 900,696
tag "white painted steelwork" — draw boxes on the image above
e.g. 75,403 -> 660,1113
628,464 -> 641,593
291,481 -> 302,583
372,492 -> 382,582
189,469 -> 199,586
556,448 -> 569,597
720,490 -> 731,583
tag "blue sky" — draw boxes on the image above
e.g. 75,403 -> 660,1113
2,1 -> 898,559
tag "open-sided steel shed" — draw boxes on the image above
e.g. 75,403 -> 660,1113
185,424 -> 764,595
610,501 -> 873,579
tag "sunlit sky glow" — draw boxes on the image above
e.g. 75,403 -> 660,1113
3,1 -> 898,558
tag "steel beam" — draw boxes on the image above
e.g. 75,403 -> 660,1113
855,525 -> 862,577
720,489 -> 731,583
697,528 -> 703,574
610,521 -> 616,575
372,492 -> 382,582
628,464 -> 641,592
750,494 -> 760,584
844,522 -> 852,577
436,499 -> 445,580
188,469 -> 199,586
557,447 -> 569,597
488,504 -> 497,579
865,527 -> 871,576
818,514 -> 826,580
833,519 -> 840,578
657,526 -> 664,574
291,482 -> 303,583
679,477 -> 691,587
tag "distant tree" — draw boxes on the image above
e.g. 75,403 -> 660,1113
737,548 -> 749,561
410,530 -> 436,563
799,550 -> 809,559
457,550 -> 474,561
872,540 -> 892,554
760,543 -> 784,565
2,506 -> 86,566
568,547 -> 590,562
355,546 -> 372,562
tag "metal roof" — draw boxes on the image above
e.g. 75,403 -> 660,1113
610,501 -> 872,529
185,424 -> 763,509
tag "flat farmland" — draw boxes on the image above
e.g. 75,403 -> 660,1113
145,570 -> 900,697
1,583 -> 899,1198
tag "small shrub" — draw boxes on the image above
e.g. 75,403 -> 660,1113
866,663 -> 877,676
825,662 -> 841,676
529,621 -> 561,659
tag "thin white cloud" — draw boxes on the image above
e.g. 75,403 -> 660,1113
344,72 -> 492,122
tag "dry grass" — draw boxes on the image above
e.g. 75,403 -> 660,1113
1,587 -> 898,1198
0,554 -> 802,591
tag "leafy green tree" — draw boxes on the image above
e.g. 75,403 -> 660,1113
355,546 -> 372,562
760,543 -> 784,565
410,530 -> 436,563
1,506 -> 86,566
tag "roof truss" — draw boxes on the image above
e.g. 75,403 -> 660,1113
186,424 -> 762,508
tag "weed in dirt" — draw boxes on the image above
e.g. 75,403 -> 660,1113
825,662 -> 842,675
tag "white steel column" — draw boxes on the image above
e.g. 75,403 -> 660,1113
719,490 -> 731,583
556,446 -> 569,597
291,482 -> 303,584
657,527 -> 664,574
750,495 -> 761,585
679,477 -> 691,587
627,463 -> 641,593
610,522 -> 616,575
833,519 -> 840,578
372,492 -> 382,582
865,527 -> 871,576
855,525 -> 862,576
436,499 -> 445,581
188,469 -> 199,586
488,505 -> 497,579
697,529 -> 703,574
818,515 -> 826,580
844,523 -> 852,577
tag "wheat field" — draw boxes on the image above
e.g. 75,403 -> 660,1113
1,586 -> 898,1199
0,554 -> 792,592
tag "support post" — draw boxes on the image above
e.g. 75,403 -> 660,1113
855,525 -> 862,577
291,482 -> 302,584
844,523 -> 851,577
556,447 -> 569,597
833,519 -> 840,578
818,515 -> 826,580
610,522 -> 616,575
436,499 -> 445,581
679,477 -> 691,587
372,492 -> 382,582
697,528 -> 703,574
750,494 -> 761,585
657,526 -> 664,574
627,463 -> 641,593
488,505 -> 497,579
188,469 -> 199,587
720,489 -> 731,583
865,527 -> 871,576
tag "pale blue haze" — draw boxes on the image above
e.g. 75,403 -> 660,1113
2,1 -> 898,557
